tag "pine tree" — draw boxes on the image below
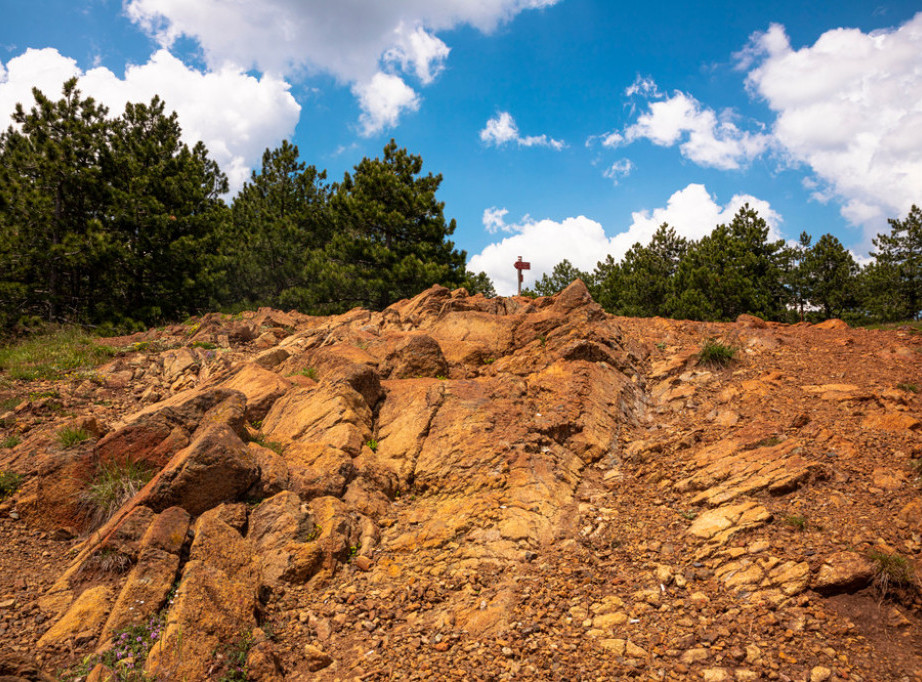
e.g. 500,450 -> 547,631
867,205 -> 922,320
225,141 -> 330,307
301,140 -> 468,312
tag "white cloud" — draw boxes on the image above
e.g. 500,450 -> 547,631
742,13 -> 922,239
468,184 -> 781,295
483,206 -> 511,234
602,159 -> 633,184
383,24 -> 451,85
598,86 -> 771,170
0,48 -> 300,194
620,183 -> 783,252
468,215 -> 612,295
353,72 -> 420,137
125,0 -> 561,133
480,111 -> 565,150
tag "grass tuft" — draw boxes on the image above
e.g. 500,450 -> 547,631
698,338 -> 736,367
868,549 -> 916,600
58,426 -> 90,449
0,327 -> 115,381
81,460 -> 156,529
366,439 -> 378,452
1,435 -> 21,449
896,382 -> 918,393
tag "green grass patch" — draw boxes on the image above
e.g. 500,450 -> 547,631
81,460 -> 156,529
1,435 -> 21,449
58,426 -> 90,449
299,367 -> 318,380
868,549 -> 916,599
0,327 -> 115,381
251,432 -> 285,455
783,514 -> 808,531
896,382 -> 918,393
366,439 -> 378,452
860,320 -> 922,332
0,395 -> 22,412
698,338 -> 737,367
190,340 -> 218,350
0,471 -> 23,501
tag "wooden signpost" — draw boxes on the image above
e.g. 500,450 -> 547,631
514,256 -> 531,295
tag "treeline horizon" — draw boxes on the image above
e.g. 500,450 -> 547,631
0,80 -> 492,335
0,81 -> 919,337
526,203 -> 920,324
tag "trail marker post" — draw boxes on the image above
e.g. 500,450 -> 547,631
514,256 -> 531,296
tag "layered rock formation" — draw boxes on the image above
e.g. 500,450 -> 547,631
0,281 -> 920,680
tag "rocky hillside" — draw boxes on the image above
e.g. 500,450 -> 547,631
0,281 -> 920,681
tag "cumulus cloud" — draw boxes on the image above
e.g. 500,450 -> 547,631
595,85 -> 771,170
742,13 -> 922,238
468,184 -> 781,295
468,215 -> 613,295
353,72 -> 420,137
480,111 -> 565,150
125,0 -> 561,134
0,48 -> 300,193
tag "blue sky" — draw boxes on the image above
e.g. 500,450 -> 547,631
2,1 -> 921,294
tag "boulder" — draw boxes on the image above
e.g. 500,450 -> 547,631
138,423 -> 258,516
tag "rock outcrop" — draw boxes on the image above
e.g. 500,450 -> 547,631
0,281 -> 920,680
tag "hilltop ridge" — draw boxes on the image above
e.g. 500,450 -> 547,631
0,281 -> 920,681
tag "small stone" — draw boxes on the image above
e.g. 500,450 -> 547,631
810,665 -> 832,682
501,646 -> 514,658
354,555 -> 373,571
303,644 -> 333,672
681,648 -> 709,664
0,599 -> 15,609
702,669 -> 729,682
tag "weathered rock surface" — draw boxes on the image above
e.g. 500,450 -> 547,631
0,282 -> 920,680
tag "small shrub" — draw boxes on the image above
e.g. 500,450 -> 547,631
58,426 -> 90,449
81,460 -> 156,529
868,549 -> 916,599
753,436 -> 783,449
366,439 -> 378,452
348,543 -> 361,561
896,382 -> 918,393
0,471 -> 23,500
300,367 -> 318,380
191,340 -> 218,350
655,342 -> 667,351
783,514 -> 808,531
1,435 -> 21,449
436,375 -> 448,381
483,357 -> 494,365
536,334 -> 547,346
698,338 -> 736,367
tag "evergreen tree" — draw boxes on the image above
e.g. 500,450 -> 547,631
801,234 -> 858,319
526,259 -> 591,297
104,97 -> 229,324
298,140 -> 469,312
866,205 -> 922,320
0,79 -> 111,323
616,223 -> 687,317
669,205 -> 789,321
225,141 -> 330,306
